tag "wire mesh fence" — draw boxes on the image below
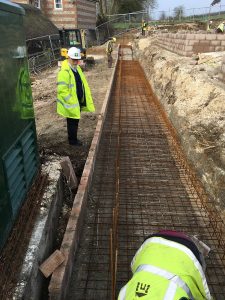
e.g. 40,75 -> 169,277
95,5 -> 225,44
26,34 -> 61,74
96,11 -> 148,44
149,5 -> 225,23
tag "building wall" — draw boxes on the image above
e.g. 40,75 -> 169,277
42,0 -> 97,30
12,0 -> 96,30
42,0 -> 77,30
76,0 -> 96,29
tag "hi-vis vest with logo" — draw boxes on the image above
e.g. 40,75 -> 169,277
57,60 -> 95,119
118,237 -> 212,300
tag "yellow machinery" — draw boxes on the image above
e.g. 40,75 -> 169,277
59,28 -> 86,60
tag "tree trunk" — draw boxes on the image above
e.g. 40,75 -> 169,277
111,0 -> 119,14
99,0 -> 104,16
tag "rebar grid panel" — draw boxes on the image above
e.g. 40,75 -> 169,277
67,54 -> 225,300
0,171 -> 48,299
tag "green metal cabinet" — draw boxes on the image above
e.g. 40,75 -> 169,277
0,0 -> 39,248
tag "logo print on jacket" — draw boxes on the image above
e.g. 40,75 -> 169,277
135,282 -> 150,297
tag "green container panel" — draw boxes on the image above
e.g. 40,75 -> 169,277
0,0 -> 39,248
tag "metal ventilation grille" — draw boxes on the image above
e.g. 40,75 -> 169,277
3,126 -> 38,215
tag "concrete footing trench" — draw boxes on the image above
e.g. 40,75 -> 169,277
47,46 -> 225,300
0,45 -> 225,300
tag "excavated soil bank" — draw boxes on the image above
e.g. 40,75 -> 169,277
134,36 -> 225,215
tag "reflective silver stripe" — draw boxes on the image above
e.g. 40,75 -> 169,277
136,264 -> 193,299
57,82 -> 74,89
57,81 -> 67,85
57,99 -> 79,109
118,285 -> 126,300
164,281 -> 177,300
64,94 -> 72,101
132,237 -> 211,299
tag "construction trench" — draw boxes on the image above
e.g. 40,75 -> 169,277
47,45 -> 225,300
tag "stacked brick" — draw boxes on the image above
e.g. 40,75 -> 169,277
156,33 -> 225,57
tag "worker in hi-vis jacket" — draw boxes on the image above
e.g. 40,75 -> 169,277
57,47 -> 95,146
216,21 -> 225,33
118,230 -> 212,300
106,37 -> 116,68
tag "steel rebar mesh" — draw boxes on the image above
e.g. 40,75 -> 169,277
67,53 -> 225,300
0,171 -> 48,299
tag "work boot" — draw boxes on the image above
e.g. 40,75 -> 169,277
69,139 -> 82,146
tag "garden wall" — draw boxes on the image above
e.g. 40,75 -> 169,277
156,33 -> 225,56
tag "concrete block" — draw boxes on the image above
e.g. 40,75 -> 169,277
186,40 -> 196,46
185,45 -> 194,51
215,46 -> 223,52
186,34 -> 196,39
221,64 -> 225,73
182,51 -> 193,57
196,34 -> 206,40
206,34 -> 217,40
39,250 -> 65,278
211,40 -> 221,46
217,35 -> 225,40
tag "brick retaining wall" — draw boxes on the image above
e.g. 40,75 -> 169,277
157,33 -> 225,57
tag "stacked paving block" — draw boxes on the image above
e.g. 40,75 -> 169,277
156,33 -> 225,57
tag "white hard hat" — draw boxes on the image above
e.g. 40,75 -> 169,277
67,47 -> 81,59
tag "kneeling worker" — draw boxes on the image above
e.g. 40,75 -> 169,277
57,47 -> 95,146
216,21 -> 225,33
118,230 -> 212,300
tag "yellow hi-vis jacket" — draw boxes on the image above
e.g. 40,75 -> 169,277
15,66 -> 34,119
106,40 -> 113,54
57,60 -> 95,119
118,237 -> 212,300
217,22 -> 225,32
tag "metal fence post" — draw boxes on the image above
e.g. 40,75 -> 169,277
49,35 -> 55,61
96,28 -> 99,45
107,22 -> 110,40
